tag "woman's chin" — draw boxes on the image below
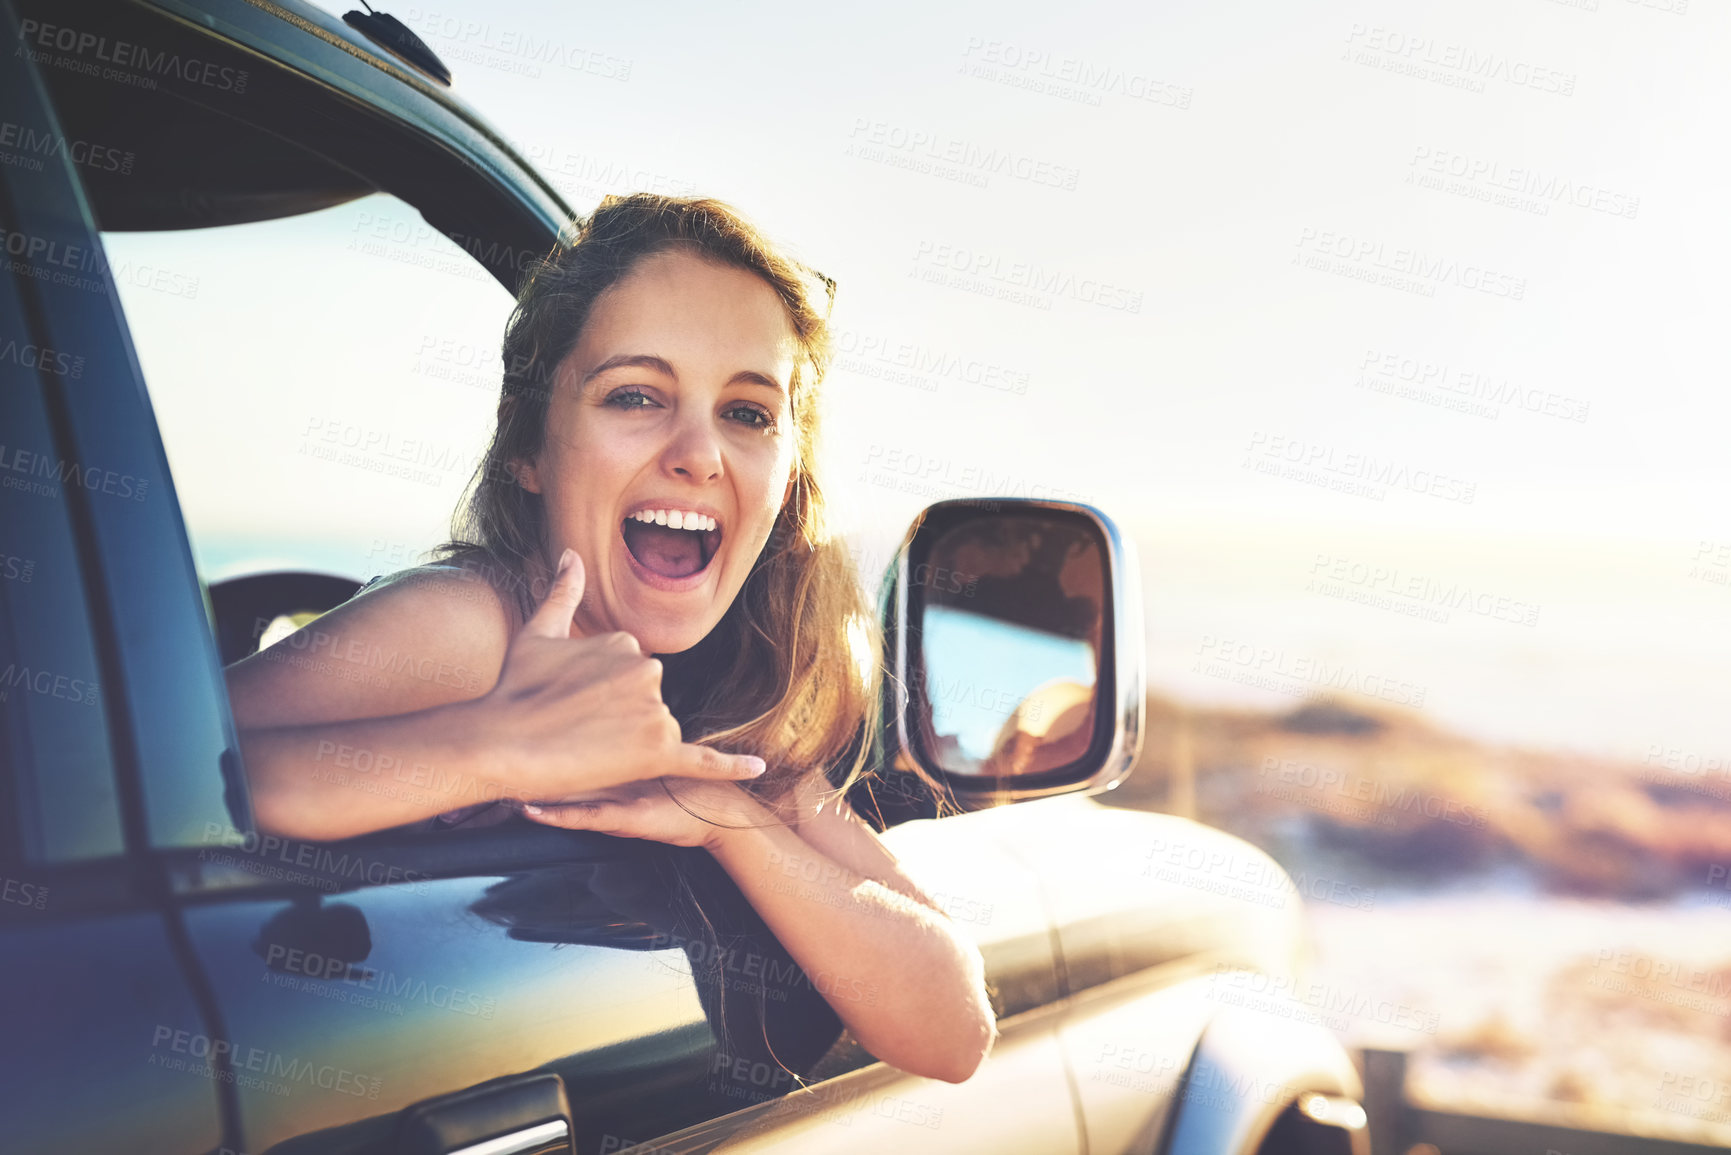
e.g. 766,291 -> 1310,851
612,594 -> 720,655
635,621 -> 711,656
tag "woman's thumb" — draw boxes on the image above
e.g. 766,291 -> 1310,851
523,548 -> 585,639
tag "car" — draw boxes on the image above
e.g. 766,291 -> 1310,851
0,1 -> 1369,1152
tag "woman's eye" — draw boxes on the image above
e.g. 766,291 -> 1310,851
726,404 -> 777,431
606,388 -> 657,410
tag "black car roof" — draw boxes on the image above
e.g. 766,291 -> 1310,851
22,0 -> 574,284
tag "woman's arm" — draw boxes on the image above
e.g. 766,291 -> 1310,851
781,774 -> 950,914
227,565 -> 522,838
709,800 -> 998,1084
522,778 -> 998,1084
231,551 -> 767,840
241,700 -> 514,839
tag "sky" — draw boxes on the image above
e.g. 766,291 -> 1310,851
105,0 -> 1731,762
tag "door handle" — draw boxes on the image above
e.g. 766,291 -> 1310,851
396,1072 -> 574,1155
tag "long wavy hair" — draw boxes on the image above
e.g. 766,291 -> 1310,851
435,193 -> 880,811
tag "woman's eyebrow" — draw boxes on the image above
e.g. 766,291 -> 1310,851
581,353 -> 676,384
580,356 -> 784,394
728,370 -> 785,394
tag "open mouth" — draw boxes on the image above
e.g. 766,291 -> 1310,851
621,510 -> 722,582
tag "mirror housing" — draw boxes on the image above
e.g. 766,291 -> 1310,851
870,499 -> 1145,816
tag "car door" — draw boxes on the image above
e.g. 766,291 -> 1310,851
171,825 -> 854,1154
164,803 -> 1085,1155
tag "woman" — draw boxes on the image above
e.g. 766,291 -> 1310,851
225,193 -> 996,1084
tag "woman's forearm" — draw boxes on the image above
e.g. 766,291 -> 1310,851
239,698 -> 523,840
707,811 -> 997,1084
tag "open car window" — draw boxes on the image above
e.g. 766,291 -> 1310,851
102,197 -> 521,847
101,196 -> 516,591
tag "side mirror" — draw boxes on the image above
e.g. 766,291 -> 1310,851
878,499 -> 1144,809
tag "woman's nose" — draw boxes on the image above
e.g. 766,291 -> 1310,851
661,414 -> 723,482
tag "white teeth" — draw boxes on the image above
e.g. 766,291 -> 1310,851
629,509 -> 716,532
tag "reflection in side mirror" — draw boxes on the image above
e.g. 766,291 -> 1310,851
883,499 -> 1144,807
919,518 -> 1104,778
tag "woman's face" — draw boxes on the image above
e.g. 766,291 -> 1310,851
515,249 -> 800,654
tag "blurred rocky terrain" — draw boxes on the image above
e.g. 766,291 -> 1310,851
1101,694 -> 1731,1145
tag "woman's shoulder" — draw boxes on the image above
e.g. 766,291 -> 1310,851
362,549 -> 532,630
345,552 -> 527,655
226,550 -> 523,726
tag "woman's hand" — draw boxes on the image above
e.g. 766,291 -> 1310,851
466,549 -> 767,800
518,777 -> 767,850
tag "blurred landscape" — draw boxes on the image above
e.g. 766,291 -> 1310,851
1103,693 -> 1731,1145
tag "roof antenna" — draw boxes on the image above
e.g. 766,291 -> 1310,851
343,2 -> 453,87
